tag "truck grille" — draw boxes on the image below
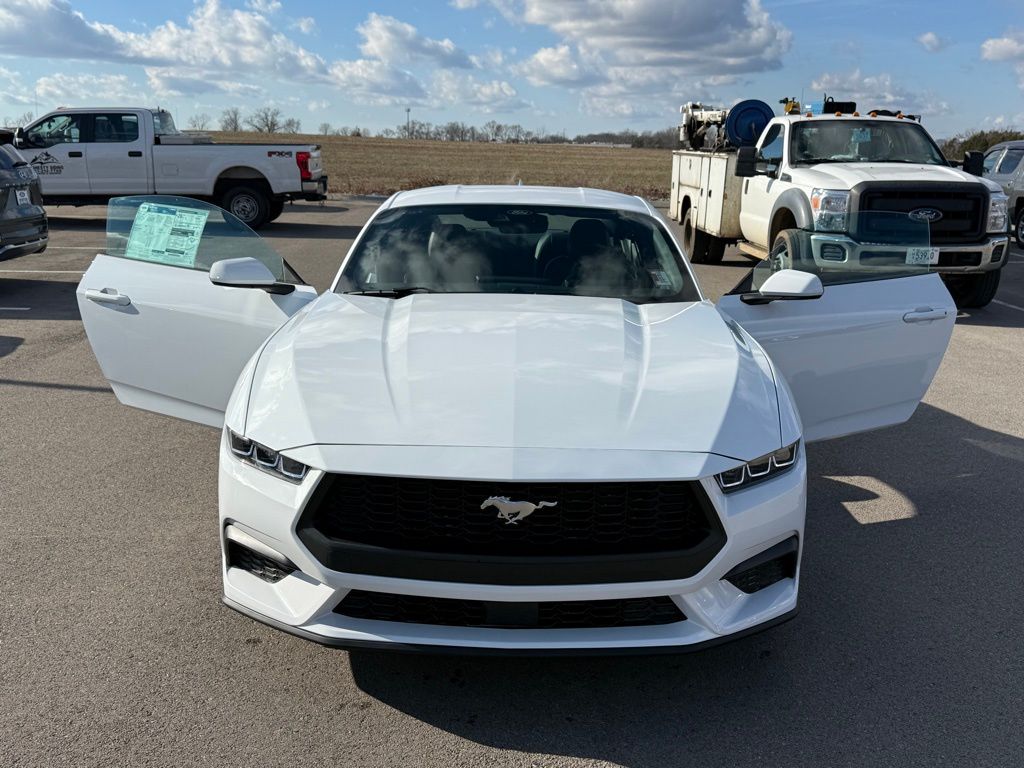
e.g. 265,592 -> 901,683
335,591 -> 686,629
852,182 -> 987,245
297,475 -> 726,585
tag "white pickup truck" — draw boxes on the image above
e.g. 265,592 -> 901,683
670,104 -> 1011,308
8,107 -> 327,229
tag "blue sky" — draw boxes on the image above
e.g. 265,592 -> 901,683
1,0 -> 1022,138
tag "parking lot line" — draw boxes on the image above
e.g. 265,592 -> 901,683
42,245 -> 103,249
0,269 -> 85,274
0,306 -> 31,311
992,299 -> 1024,313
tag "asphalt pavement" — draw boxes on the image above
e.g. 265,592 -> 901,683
2,200 -> 1023,768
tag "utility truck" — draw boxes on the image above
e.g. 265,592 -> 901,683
4,108 -> 328,229
670,98 -> 1010,308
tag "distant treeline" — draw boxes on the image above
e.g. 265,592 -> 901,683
941,129 -> 1024,159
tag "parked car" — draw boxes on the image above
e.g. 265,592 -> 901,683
75,187 -> 954,654
0,143 -> 47,261
983,139 -> 1024,247
7,107 -> 327,229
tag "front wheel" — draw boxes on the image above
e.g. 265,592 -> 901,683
682,207 -> 710,263
1015,207 -> 1024,249
947,270 -> 1002,309
268,199 -> 285,222
221,184 -> 270,229
769,229 -> 806,272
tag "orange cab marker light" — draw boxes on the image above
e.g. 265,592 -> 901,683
806,111 -> 813,117
835,111 -> 842,117
853,111 -> 860,117
869,111 -> 878,117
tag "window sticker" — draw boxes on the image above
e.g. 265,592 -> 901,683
124,202 -> 208,268
649,269 -> 673,289
851,128 -> 872,143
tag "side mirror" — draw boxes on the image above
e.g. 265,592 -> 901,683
13,126 -> 24,148
735,145 -> 757,178
741,269 -> 823,305
962,151 -> 984,177
210,257 -> 294,294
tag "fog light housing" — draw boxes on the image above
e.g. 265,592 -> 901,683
820,243 -> 846,261
724,536 -> 799,594
991,244 -> 1005,263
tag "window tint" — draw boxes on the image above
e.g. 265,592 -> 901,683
24,114 -> 83,148
337,204 -> 699,304
759,125 -> 784,163
996,148 -> 1024,175
983,150 -> 1002,174
94,114 -> 140,143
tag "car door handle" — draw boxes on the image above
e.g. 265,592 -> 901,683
903,307 -> 948,323
85,288 -> 131,306
128,151 -> 142,157
68,151 -> 83,158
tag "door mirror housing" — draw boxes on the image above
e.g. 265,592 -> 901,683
735,146 -> 757,178
12,126 -> 24,148
210,257 -> 294,294
962,151 -> 984,177
741,269 -> 824,304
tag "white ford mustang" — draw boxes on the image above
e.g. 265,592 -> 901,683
78,187 -> 954,653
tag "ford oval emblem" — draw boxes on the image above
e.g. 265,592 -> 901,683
908,207 -> 943,223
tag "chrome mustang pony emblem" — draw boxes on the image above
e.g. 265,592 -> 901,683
481,496 -> 557,524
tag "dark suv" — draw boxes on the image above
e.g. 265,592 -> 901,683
0,143 -> 48,260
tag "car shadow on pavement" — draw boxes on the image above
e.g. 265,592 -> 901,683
259,222 -> 364,241
954,306 -> 1024,329
0,278 -> 80,321
347,402 -> 1024,766
0,335 -> 22,357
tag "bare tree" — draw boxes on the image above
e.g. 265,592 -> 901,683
219,107 -> 242,132
3,111 -> 34,127
245,107 -> 282,133
281,117 -> 302,133
318,122 -> 332,136
188,113 -> 211,131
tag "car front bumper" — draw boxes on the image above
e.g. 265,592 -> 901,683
218,436 -> 806,654
807,232 -> 1009,274
0,213 -> 48,260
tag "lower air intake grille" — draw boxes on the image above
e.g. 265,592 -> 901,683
227,541 -> 294,583
335,591 -> 686,629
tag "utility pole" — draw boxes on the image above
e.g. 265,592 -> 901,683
406,107 -> 411,139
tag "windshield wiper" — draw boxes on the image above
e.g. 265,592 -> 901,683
343,286 -> 435,298
793,157 -> 846,164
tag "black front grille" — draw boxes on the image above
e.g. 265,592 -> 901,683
226,541 -> 294,583
297,474 -> 726,585
853,182 -> 986,245
335,591 -> 686,629
303,475 -> 713,557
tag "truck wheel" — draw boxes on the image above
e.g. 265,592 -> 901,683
268,199 -> 285,222
221,185 -> 270,229
950,270 -> 1002,309
770,229 -> 806,271
1015,208 -> 1024,249
682,207 -> 710,263
705,237 -> 726,264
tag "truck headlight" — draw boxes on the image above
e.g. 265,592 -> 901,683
987,193 -> 1009,234
228,430 -> 309,482
716,441 -> 800,493
810,189 -> 849,232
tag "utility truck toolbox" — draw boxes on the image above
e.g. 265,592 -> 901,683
670,96 -> 1010,308
10,107 -> 327,229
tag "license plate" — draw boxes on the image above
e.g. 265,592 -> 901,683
906,247 -> 940,265
15,188 -> 31,206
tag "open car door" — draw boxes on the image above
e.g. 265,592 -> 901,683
77,196 -> 317,427
717,214 -> 955,442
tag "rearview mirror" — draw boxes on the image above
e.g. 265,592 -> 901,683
741,269 -> 823,304
735,146 -> 757,178
210,257 -> 293,294
962,151 -> 984,177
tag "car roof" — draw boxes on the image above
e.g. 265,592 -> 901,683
989,140 -> 1024,152
386,185 -> 654,215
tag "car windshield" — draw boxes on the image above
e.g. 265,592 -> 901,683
336,204 -> 700,304
790,120 -> 946,165
151,110 -> 180,135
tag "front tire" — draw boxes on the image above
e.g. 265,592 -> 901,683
268,199 -> 285,222
770,228 -> 807,271
1015,207 -> 1024,249
221,184 -> 270,229
682,207 -> 710,263
948,270 -> 1002,309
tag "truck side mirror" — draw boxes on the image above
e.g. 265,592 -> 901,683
13,126 -> 24,148
735,146 -> 757,178
962,151 -> 984,177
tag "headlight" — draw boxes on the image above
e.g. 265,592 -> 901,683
716,441 -> 800,493
810,189 -> 849,232
987,193 -> 1009,234
228,430 -> 309,482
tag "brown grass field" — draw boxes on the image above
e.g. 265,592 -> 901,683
213,132 -> 672,199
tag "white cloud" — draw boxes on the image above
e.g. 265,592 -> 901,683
246,0 -> 281,13
982,30 -> 1024,89
917,32 -> 949,53
308,99 -> 329,111
810,70 -> 950,116
293,16 -> 315,34
329,59 -> 426,106
0,66 -> 34,106
516,45 -> 603,87
434,71 -> 530,112
357,13 -> 472,69
35,73 -> 142,104
145,68 -> 264,98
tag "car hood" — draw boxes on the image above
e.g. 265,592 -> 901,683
795,162 -> 999,192
244,293 -> 782,461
